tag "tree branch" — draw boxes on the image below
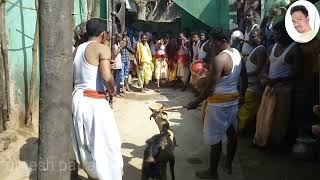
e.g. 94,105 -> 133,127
4,0 -> 37,11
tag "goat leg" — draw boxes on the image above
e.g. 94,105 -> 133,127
169,158 -> 175,180
160,164 -> 167,180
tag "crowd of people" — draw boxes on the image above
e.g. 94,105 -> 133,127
70,2 -> 320,179
110,28 -> 212,95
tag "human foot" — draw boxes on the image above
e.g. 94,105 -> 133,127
313,105 -> 320,117
195,170 -> 218,179
222,161 -> 232,175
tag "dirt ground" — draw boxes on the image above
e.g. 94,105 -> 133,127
0,82 -> 319,180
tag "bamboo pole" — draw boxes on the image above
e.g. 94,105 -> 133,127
25,0 -> 39,127
0,1 -> 10,123
91,0 -> 99,18
87,0 -> 92,19
0,47 -> 4,133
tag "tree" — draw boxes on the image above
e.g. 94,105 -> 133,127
135,0 -> 148,20
38,0 -> 73,179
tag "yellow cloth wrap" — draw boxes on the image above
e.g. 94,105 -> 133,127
168,59 -> 177,82
207,93 -> 240,103
200,92 -> 240,125
237,90 -> 260,132
137,62 -> 154,87
136,42 -> 152,63
152,56 -> 157,78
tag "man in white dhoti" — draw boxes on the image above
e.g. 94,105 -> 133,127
187,28 -> 247,179
72,19 -> 123,180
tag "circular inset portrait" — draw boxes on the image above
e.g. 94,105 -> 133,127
285,0 -> 320,43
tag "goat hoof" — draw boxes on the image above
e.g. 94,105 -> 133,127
195,170 -> 218,179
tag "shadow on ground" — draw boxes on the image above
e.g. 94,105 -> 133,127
122,143 -> 145,180
19,137 -> 38,180
238,137 -> 320,180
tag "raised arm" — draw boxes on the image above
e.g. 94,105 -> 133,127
99,44 -> 115,93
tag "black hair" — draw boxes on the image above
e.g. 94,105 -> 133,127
165,38 -> 179,59
272,21 -> 286,33
86,19 -> 107,37
249,28 -> 261,36
191,32 -> 199,37
209,27 -> 231,43
273,21 -> 293,43
290,5 -> 309,17
179,32 -> 187,38
199,30 -> 207,36
163,33 -> 170,39
140,33 -> 147,39
74,21 -> 87,36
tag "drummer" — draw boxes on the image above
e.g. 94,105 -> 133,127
237,28 -> 267,133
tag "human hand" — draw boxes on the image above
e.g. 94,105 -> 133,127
312,125 -> 320,137
112,86 -> 117,96
120,41 -> 127,48
236,36 -> 245,42
239,96 -> 245,105
110,59 -> 116,69
313,105 -> 320,117
138,63 -> 143,70
186,99 -> 201,110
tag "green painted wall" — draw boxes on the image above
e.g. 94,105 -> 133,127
4,0 -> 103,128
74,0 -> 88,25
5,0 -> 38,127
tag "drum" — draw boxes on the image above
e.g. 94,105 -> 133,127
190,60 -> 210,92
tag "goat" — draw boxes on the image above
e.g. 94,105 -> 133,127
141,128 -> 175,180
141,106 -> 176,180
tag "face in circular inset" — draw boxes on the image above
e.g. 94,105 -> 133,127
285,0 -> 320,43
291,7 -> 311,33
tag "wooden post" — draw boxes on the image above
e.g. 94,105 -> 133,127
0,0 -> 10,124
25,0 -> 39,127
0,47 -> 4,133
38,0 -> 73,179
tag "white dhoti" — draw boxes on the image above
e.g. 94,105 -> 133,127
203,104 -> 238,145
71,89 -> 123,180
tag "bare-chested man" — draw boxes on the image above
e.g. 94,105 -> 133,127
72,19 -> 123,180
187,28 -> 247,179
